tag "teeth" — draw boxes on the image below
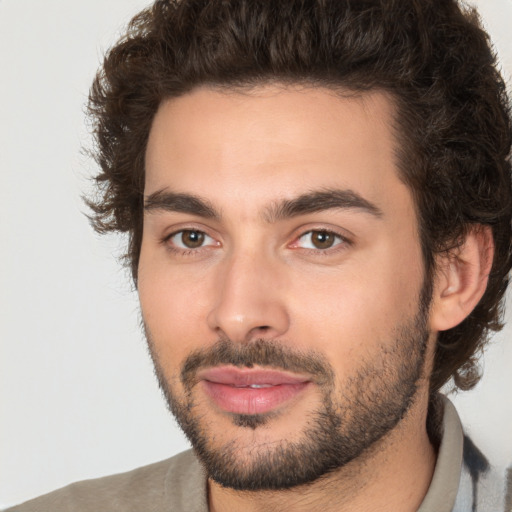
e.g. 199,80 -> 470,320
234,384 -> 274,388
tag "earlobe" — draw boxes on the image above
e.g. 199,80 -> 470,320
430,226 -> 494,332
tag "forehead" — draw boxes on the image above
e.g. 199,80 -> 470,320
144,84 -> 409,218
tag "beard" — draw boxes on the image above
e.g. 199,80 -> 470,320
144,284 -> 431,491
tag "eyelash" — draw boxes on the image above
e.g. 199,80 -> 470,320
161,228 -> 352,256
291,229 -> 351,255
161,229 -> 218,256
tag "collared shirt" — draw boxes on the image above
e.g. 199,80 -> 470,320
5,398 -> 509,511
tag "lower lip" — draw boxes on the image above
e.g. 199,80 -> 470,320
201,381 -> 310,415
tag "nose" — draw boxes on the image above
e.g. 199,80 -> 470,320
207,250 -> 290,343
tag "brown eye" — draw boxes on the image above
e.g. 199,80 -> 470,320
295,230 -> 345,250
310,231 -> 337,249
180,230 -> 205,248
166,229 -> 218,253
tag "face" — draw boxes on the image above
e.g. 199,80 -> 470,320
138,85 -> 430,490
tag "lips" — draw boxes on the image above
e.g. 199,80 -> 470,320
198,366 -> 311,415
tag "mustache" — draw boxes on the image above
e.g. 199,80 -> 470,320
180,338 -> 334,389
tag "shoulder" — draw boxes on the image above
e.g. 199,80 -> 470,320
4,450 -> 206,512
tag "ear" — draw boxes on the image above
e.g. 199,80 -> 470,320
429,226 -> 494,332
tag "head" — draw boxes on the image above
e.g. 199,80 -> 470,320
87,0 -> 512,490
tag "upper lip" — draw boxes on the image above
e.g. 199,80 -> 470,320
198,366 -> 311,386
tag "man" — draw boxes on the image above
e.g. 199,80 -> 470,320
6,0 -> 512,511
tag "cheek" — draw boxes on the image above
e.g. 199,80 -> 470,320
285,247 -> 424,364
286,277 -> 390,356
138,255 -> 213,369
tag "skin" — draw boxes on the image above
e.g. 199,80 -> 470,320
138,84 -> 490,511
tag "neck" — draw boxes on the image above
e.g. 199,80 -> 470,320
208,392 -> 436,512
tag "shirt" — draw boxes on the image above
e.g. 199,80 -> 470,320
5,397 -> 509,511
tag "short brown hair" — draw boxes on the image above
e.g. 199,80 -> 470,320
87,0 -> 512,393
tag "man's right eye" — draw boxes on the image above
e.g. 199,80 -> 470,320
166,230 -> 216,250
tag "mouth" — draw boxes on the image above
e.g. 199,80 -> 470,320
198,366 -> 311,415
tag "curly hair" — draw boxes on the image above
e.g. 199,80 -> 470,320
87,0 -> 512,394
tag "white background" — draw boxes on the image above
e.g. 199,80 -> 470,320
1,0 -> 511,508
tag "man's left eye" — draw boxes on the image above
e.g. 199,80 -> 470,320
295,230 -> 345,250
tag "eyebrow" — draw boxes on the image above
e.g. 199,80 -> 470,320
143,188 -> 383,221
263,188 -> 383,222
144,190 -> 220,219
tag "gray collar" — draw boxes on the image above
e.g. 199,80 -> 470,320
418,397 -> 464,512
